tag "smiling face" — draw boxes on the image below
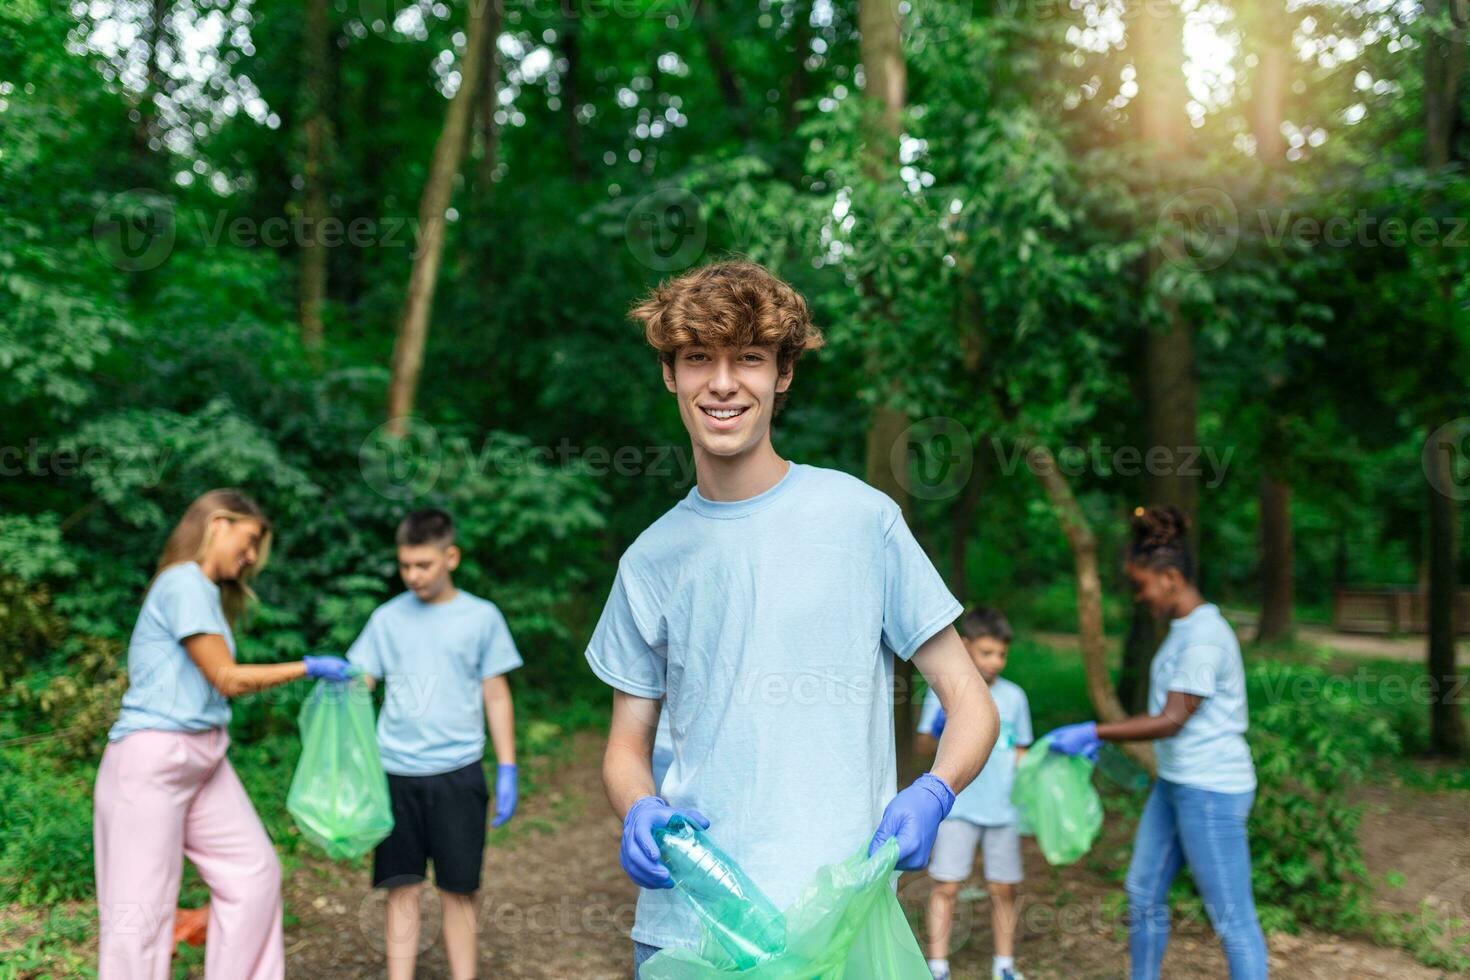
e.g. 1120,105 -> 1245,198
205,517 -> 265,581
663,344 -> 792,460
398,542 -> 460,603
1126,560 -> 1185,618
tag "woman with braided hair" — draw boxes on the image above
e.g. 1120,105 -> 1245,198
1043,505 -> 1267,979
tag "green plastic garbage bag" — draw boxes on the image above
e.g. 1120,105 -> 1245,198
286,679 -> 394,860
640,838 -> 930,980
1010,733 -> 1104,865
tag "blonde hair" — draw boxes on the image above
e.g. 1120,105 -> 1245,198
154,489 -> 272,627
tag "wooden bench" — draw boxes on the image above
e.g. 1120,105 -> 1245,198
1333,587 -> 1470,635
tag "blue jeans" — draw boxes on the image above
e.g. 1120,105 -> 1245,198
633,941 -> 661,977
1126,779 -> 1268,980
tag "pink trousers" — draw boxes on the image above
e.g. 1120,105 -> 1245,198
94,728 -> 284,980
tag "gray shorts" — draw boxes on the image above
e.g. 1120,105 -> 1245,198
926,818 -> 1023,884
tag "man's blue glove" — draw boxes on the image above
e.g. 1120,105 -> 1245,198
1047,721 -> 1103,761
491,763 -> 518,827
621,796 -> 710,890
928,706 -> 947,740
304,655 -> 354,682
868,773 -> 956,870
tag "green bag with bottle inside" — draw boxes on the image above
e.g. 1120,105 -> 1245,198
286,679 -> 394,860
640,819 -> 929,979
1010,733 -> 1104,865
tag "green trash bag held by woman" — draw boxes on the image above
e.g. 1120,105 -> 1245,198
1010,732 -> 1104,865
287,678 -> 394,860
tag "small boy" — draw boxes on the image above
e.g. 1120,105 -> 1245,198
917,606 -> 1032,980
347,508 -> 522,980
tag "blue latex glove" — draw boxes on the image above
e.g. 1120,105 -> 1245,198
1047,721 -> 1103,761
620,796 -> 710,890
928,706 -> 947,740
868,773 -> 956,870
491,763 -> 518,827
304,655 -> 354,682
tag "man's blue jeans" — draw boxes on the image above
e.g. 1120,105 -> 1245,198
1126,778 -> 1268,979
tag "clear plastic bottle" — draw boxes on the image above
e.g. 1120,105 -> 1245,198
653,816 -> 787,967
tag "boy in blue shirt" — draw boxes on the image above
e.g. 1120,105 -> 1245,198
584,260 -> 1001,974
917,606 -> 1032,980
347,508 -> 522,980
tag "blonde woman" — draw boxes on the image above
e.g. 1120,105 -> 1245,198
93,489 -> 352,979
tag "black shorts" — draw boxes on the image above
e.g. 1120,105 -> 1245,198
373,761 -> 488,894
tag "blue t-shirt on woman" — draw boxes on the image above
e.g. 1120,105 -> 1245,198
110,562 -> 233,741
1149,602 -> 1256,794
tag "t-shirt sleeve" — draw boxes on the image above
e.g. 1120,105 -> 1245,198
1013,687 -> 1034,747
880,511 -> 963,661
1169,644 -> 1226,697
479,605 -> 524,678
346,612 -> 387,680
584,567 -> 666,699
916,688 -> 942,734
158,569 -> 225,642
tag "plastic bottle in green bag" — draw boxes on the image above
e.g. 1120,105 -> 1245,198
654,816 -> 787,967
287,678 -> 394,860
1010,733 -> 1104,865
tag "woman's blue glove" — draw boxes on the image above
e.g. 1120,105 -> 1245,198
621,796 -> 710,889
304,655 -> 354,682
491,763 -> 518,827
1047,721 -> 1103,761
868,773 -> 956,870
928,706 -> 947,740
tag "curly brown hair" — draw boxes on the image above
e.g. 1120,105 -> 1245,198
628,260 -> 825,377
1128,504 -> 1194,583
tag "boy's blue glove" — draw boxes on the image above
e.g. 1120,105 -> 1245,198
1047,721 -> 1103,761
304,655 -> 354,682
868,773 -> 956,870
491,763 -> 517,827
928,706 -> 947,740
621,795 -> 710,890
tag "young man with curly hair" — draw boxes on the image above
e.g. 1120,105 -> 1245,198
583,260 -> 1000,974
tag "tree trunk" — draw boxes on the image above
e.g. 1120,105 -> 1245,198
1118,0 -> 1196,708
298,0 -> 333,354
1028,443 -> 1155,772
949,450 -> 983,597
475,2 -> 503,198
1422,0 -> 1466,756
1251,15 -> 1295,642
1426,435 -> 1464,754
559,17 -> 588,181
858,0 -> 918,780
695,0 -> 752,141
1257,475 -> 1295,641
385,0 -> 491,429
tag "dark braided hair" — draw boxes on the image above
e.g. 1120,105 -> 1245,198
1128,504 -> 1194,583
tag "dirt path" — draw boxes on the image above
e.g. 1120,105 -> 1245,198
1031,621 -> 1470,664
278,733 -> 1456,979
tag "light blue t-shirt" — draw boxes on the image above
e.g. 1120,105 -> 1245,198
348,589 -> 523,777
1149,603 -> 1256,794
584,461 -> 963,951
110,562 -> 233,741
917,676 -> 1032,826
